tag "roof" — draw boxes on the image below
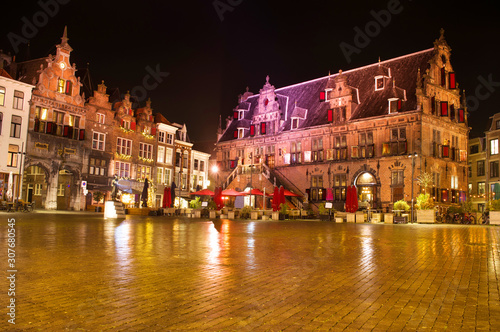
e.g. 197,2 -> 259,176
219,48 -> 436,142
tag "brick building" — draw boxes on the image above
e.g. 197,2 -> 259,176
214,31 -> 469,212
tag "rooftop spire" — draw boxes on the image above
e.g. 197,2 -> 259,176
61,26 -> 69,45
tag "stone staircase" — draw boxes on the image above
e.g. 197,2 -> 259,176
104,201 -> 126,219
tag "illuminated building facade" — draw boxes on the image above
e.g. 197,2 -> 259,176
214,31 -> 469,211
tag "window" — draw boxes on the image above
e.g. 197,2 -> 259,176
334,136 -> 348,160
57,183 -> 65,196
451,175 -> 458,189
359,132 -> 374,158
158,131 -> 165,143
375,77 -> 384,91
54,111 -> 64,136
157,146 -> 165,163
139,143 -> 153,160
57,79 -> 65,93
312,138 -> 323,162
7,144 -> 19,167
138,165 -> 151,180
67,114 -> 81,140
0,112 -> 2,135
291,118 -> 300,130
389,99 -> 402,113
477,160 -> 485,176
89,158 -> 106,176
35,183 -> 42,196
391,170 -> 404,202
165,148 -> 173,165
165,168 -> 171,184
194,159 -> 199,170
491,161 -> 499,178
291,141 -> 302,164
478,182 -> 485,195
310,175 -> 324,202
10,115 -> 22,138
121,119 -> 131,130
65,80 -> 72,95
92,132 -> 106,151
166,133 -> 173,144
200,160 -> 205,172
328,107 -> 346,124
157,167 -> 164,184
115,161 -> 131,178
237,128 -> 245,138
13,91 -> 24,110
0,86 -> 5,106
385,128 -> 407,156
470,144 -> 479,154
97,113 -> 105,124
116,138 -> 132,156
491,139 -> 499,155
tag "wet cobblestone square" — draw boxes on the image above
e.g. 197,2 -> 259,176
1,212 -> 500,331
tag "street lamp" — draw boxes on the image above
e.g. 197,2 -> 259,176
211,164 -> 219,188
409,152 -> 418,223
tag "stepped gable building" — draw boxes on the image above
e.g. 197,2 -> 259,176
214,30 -> 469,211
18,27 -> 88,210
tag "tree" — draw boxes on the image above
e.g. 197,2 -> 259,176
93,191 -> 104,204
417,172 -> 433,194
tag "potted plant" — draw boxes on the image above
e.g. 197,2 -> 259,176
489,199 -> 500,225
393,200 -> 410,223
93,191 -> 104,212
189,197 -> 202,218
415,193 -> 435,223
318,202 -> 333,221
240,205 -> 252,219
279,203 -> 289,220
207,200 -> 217,219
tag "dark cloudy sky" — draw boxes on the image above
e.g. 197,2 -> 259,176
2,0 -> 500,152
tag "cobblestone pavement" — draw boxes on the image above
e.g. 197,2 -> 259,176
1,212 -> 500,331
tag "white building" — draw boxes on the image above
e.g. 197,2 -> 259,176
0,70 -> 34,202
191,150 -> 210,191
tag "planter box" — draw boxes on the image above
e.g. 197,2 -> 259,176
490,211 -> 500,225
355,212 -> 365,223
346,213 -> 356,223
209,210 -> 217,218
371,213 -> 382,223
335,217 -> 343,223
262,215 -> 269,220
319,214 -> 331,221
251,211 -> 259,220
384,213 -> 394,224
193,210 -> 201,218
228,211 -> 235,219
417,209 -> 435,223
272,211 -> 280,220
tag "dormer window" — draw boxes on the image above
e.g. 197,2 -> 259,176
233,109 -> 246,120
389,98 -> 402,113
291,118 -> 300,130
375,76 -> 384,91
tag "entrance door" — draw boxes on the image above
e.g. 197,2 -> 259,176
27,184 -> 33,203
355,172 -> 378,209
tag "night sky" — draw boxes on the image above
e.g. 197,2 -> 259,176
2,0 -> 500,153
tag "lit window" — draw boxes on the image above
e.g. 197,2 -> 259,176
7,144 -> 19,167
139,143 -> 153,159
157,146 -> 165,163
97,113 -> 105,124
115,161 -> 131,178
375,77 -> 384,91
158,131 -> 165,143
0,86 -> 5,106
35,183 -> 42,196
13,91 -> 24,110
291,118 -> 300,129
491,139 -> 499,155
116,137 -> 132,156
57,79 -> 65,93
57,183 -> 65,196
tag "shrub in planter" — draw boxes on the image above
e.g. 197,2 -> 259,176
319,202 -> 334,221
279,203 -> 289,220
240,206 -> 252,219
93,191 -> 104,204
189,197 -> 202,209
393,200 -> 410,212
415,193 -> 434,210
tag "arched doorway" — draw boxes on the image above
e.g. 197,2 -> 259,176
355,172 -> 378,209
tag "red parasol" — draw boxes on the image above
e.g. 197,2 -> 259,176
352,186 -> 358,212
163,187 -> 169,208
272,186 -> 279,211
279,186 -> 285,209
221,188 -> 247,196
249,188 -> 267,196
283,189 -> 300,197
190,189 -> 215,196
346,185 -> 352,212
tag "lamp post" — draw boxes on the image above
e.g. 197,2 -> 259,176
409,152 -> 418,223
211,164 -> 219,188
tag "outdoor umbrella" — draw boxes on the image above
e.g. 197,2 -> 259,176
351,185 -> 359,212
170,182 -> 177,208
279,186 -> 285,209
166,188 -> 172,208
190,188 -> 215,196
141,178 -> 149,207
249,188 -> 266,196
272,186 -> 279,211
283,189 -> 300,197
6,172 -> 13,201
345,185 -> 352,212
221,188 -> 246,196
215,187 -> 224,210
163,187 -> 169,208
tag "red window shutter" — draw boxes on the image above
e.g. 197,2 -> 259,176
441,67 -> 446,86
131,122 -> 136,130
79,129 -> 85,140
458,108 -> 465,123
450,104 -> 455,121
120,119 -> 124,127
151,127 -> 156,135
34,118 -> 40,132
440,101 -> 448,116
322,189 -> 327,200
261,122 -> 266,135
449,72 -> 456,89
397,99 -> 402,110
442,145 -> 449,158
65,80 -> 72,95
431,96 -> 435,114
129,109 -> 133,116
233,130 -> 238,138
45,122 -> 52,134
63,125 -> 69,137
250,124 -> 255,136
233,111 -> 238,119
319,91 -> 326,102
328,109 -> 333,122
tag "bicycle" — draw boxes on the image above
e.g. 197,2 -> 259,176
22,202 -> 35,212
479,212 -> 490,225
461,212 -> 476,224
